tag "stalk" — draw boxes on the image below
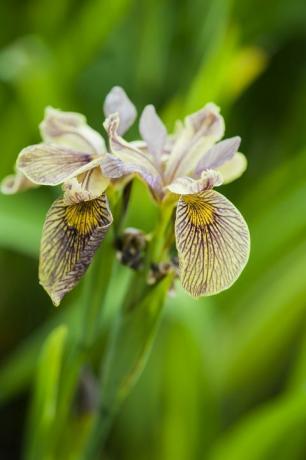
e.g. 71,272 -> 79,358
52,230 -> 116,453
52,190 -> 123,456
81,202 -> 175,459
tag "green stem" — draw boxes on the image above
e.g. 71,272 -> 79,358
79,231 -> 115,349
52,191 -> 123,456
122,202 -> 174,310
81,202 -> 175,459
52,233 -> 116,454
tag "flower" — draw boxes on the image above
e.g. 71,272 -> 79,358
1,86 -> 250,303
102,88 -> 250,297
1,106 -> 118,306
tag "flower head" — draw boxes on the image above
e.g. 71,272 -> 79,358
101,88 -> 250,297
1,86 -> 250,304
2,106 -> 114,305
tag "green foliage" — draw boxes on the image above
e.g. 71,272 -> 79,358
25,325 -> 68,460
0,0 -> 306,459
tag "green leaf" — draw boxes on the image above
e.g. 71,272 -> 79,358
57,0 -> 133,78
208,390 -> 306,460
81,273 -> 173,458
219,241 -> 306,398
0,306 -> 72,405
25,325 -> 68,460
103,274 -> 173,410
0,192 -> 49,257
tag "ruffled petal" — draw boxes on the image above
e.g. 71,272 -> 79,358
139,105 -> 167,160
63,167 -> 110,205
103,86 -> 137,135
17,144 -> 101,186
40,107 -> 106,155
103,113 -> 163,197
39,193 -> 113,306
175,190 -> 250,297
165,103 -> 225,181
194,136 -> 241,176
167,170 -> 222,195
1,171 -> 38,194
217,152 -> 247,184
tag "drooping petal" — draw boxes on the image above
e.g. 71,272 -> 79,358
194,136 -> 241,176
175,190 -> 250,297
167,170 -> 223,195
63,167 -> 110,205
103,113 -> 163,197
165,103 -> 225,181
217,152 -> 247,184
103,86 -> 137,135
139,105 -> 167,160
40,107 -> 106,155
39,193 -> 113,306
17,144 -> 101,186
1,171 -> 38,194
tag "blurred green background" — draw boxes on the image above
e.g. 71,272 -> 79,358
1,0 -> 306,459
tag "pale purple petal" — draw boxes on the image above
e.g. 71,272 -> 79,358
139,105 -> 167,159
103,113 -> 163,198
195,136 -> 241,177
103,86 -> 137,135
186,103 -> 225,139
165,103 -> 225,181
101,154 -> 163,200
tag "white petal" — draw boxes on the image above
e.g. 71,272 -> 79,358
17,144 -> 101,186
167,170 -> 223,195
1,171 -> 38,194
63,167 -> 110,205
165,103 -> 225,181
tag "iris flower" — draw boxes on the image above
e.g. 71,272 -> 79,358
2,107 -> 114,305
102,88 -> 250,297
1,91 -> 136,305
1,86 -> 250,304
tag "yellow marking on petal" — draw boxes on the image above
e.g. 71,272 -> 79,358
175,190 -> 250,297
65,201 -> 103,235
182,194 -> 215,225
39,194 -> 113,306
